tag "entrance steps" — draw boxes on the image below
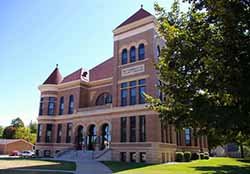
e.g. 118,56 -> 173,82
55,149 -> 112,161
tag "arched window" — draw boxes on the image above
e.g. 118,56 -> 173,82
59,97 -> 64,115
130,46 -> 136,63
138,44 -> 145,60
96,93 -> 112,106
68,95 -> 74,114
121,49 -> 128,65
157,45 -> 161,57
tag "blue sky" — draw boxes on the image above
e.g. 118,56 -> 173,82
0,0 -> 188,126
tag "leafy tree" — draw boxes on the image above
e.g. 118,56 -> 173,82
0,126 -> 3,138
2,126 -> 16,139
29,121 -> 37,134
15,127 -> 36,144
148,0 -> 250,157
11,117 -> 24,128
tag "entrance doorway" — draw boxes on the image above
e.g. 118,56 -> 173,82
100,123 -> 111,150
87,124 -> 97,150
76,125 -> 84,150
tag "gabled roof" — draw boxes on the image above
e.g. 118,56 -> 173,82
116,8 -> 153,29
89,57 -> 114,81
43,66 -> 63,85
61,68 -> 87,83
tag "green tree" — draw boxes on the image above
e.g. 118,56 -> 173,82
15,127 -> 36,144
11,117 -> 24,128
148,0 -> 250,157
2,126 -> 16,139
0,126 -> 4,138
29,121 -> 37,134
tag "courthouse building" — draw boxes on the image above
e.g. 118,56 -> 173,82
36,7 -> 208,163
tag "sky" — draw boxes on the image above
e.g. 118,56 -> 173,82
0,0 -> 188,126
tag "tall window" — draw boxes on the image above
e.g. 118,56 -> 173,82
121,49 -> 128,65
121,83 -> 128,106
157,45 -> 161,58
57,124 -> 62,143
130,116 -> 136,142
129,81 -> 137,105
45,124 -> 52,143
120,117 -> 127,142
96,93 -> 112,105
139,79 -> 146,104
37,124 -> 42,142
68,95 -> 74,114
66,123 -> 72,143
48,97 -> 56,115
138,44 -> 145,60
130,46 -> 136,63
185,128 -> 191,146
59,97 -> 64,115
139,115 -> 146,142
39,98 -> 44,115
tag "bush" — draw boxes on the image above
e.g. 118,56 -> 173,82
184,152 -> 192,162
176,152 -> 184,162
200,153 -> 205,159
191,152 -> 200,160
204,155 -> 209,160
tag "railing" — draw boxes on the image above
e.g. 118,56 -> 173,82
78,104 -> 112,112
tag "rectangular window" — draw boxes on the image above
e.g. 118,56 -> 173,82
120,152 -> 126,162
37,124 -> 42,142
48,97 -> 56,115
59,97 -> 64,115
120,117 -> 127,142
139,79 -> 146,104
139,115 -> 146,142
121,82 -> 128,106
39,98 -> 44,115
66,123 -> 72,143
130,116 -> 136,142
129,87 -> 136,105
45,124 -> 52,143
185,128 -> 191,146
57,124 -> 62,143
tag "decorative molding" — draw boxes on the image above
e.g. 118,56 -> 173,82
118,74 -> 150,84
121,64 -> 145,77
38,84 -> 58,92
114,23 -> 156,41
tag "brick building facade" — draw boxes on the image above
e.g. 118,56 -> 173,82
36,8 -> 208,163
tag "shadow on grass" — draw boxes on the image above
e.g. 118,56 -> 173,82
102,161 -> 156,173
0,158 -> 76,174
193,165 -> 250,174
237,158 -> 250,164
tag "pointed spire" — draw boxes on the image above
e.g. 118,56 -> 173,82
43,66 -> 63,85
141,4 -> 143,8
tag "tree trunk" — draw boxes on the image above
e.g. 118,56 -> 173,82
240,144 -> 244,158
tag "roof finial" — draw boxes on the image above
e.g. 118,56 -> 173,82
56,64 -> 58,68
141,4 -> 143,8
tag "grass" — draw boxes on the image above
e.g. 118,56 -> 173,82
103,157 -> 250,174
0,158 -> 76,174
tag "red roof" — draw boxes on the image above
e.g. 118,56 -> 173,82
61,68 -> 86,83
90,57 -> 114,81
43,67 -> 62,85
116,8 -> 153,29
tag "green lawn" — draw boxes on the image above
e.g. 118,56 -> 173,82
0,158 -> 76,174
103,157 -> 250,174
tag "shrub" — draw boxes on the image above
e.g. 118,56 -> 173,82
191,152 -> 200,160
184,152 -> 192,162
176,152 -> 184,162
200,153 -> 205,159
204,155 -> 209,160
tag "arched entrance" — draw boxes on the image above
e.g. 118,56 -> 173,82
100,123 -> 111,150
75,125 -> 84,150
87,124 -> 97,151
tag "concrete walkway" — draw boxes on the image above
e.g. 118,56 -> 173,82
76,160 -> 112,174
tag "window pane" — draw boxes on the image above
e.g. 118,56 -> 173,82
121,82 -> 128,88
130,88 -> 136,105
130,47 -> 136,63
59,97 -> 64,115
129,81 -> 136,87
139,79 -> 145,85
130,116 -> 136,142
185,128 -> 191,145
121,49 -> 128,65
68,95 -> 74,114
138,44 -> 145,60
120,117 -> 127,142
121,89 -> 128,106
139,86 -> 145,104
139,116 -> 146,142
